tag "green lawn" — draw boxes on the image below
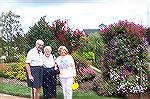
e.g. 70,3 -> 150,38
0,81 -> 124,99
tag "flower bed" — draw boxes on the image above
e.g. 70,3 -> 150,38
97,20 -> 149,96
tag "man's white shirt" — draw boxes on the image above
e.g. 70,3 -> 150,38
26,47 -> 44,66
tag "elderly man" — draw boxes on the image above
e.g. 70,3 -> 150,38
26,39 -> 44,99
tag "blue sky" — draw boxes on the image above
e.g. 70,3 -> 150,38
1,0 -> 150,33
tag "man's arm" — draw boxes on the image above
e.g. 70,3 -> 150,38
26,63 -> 34,82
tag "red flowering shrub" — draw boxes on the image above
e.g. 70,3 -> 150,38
99,20 -> 149,95
101,20 -> 146,43
76,66 -> 96,83
50,19 -> 85,53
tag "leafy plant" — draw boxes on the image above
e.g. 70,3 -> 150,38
4,62 -> 26,81
77,32 -> 105,68
101,20 -> 149,95
1,11 -> 25,58
93,78 -> 117,96
26,17 -> 85,55
77,66 -> 96,83
82,51 -> 95,60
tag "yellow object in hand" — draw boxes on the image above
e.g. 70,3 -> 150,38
72,81 -> 79,90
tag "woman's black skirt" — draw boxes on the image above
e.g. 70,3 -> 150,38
43,67 -> 57,98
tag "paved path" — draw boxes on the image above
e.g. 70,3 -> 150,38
0,93 -> 29,99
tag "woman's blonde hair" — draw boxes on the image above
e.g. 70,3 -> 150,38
58,46 -> 68,54
44,46 -> 52,52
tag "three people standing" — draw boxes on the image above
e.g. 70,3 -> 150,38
26,39 -> 76,99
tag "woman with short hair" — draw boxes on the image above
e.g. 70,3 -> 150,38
55,46 -> 76,99
42,46 -> 57,99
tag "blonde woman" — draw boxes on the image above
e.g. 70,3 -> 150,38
43,46 -> 57,99
55,46 -> 76,99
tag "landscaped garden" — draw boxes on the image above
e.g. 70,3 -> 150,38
1,11 -> 150,99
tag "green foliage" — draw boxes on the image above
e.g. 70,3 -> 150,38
0,70 -> 5,77
71,51 -> 87,65
17,54 -> 26,62
13,33 -> 27,55
0,38 -> 6,56
26,16 -> 54,49
82,51 -> 95,60
4,54 -> 26,63
0,81 -> 122,99
26,17 -> 85,55
1,11 -> 25,57
4,56 -> 19,63
78,32 -> 105,68
4,62 -> 26,81
93,78 -> 117,96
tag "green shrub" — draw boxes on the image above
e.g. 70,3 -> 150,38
17,54 -> 26,62
93,78 -> 117,96
0,70 -> 5,77
15,62 -> 26,81
77,32 -> 105,68
82,51 -> 95,60
4,62 -> 26,81
4,56 -> 19,63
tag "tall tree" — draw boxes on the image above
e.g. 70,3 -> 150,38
50,19 -> 85,53
26,16 -> 55,49
26,16 -> 85,55
1,11 -> 24,57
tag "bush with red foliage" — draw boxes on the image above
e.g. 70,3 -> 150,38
49,19 -> 86,53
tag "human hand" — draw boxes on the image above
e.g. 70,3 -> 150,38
54,62 -> 58,70
29,75 -> 34,82
72,76 -> 76,83
72,78 -> 74,83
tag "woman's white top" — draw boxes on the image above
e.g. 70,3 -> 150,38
55,54 -> 76,78
43,54 -> 55,68
26,47 -> 44,66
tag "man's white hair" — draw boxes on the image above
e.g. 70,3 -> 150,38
36,39 -> 44,45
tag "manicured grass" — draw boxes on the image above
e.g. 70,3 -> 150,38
0,82 -> 31,98
0,81 -> 123,99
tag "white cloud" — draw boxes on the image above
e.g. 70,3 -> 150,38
1,0 -> 150,33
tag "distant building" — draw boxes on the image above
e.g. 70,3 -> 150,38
83,29 -> 100,35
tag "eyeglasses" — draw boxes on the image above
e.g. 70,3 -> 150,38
38,44 -> 44,46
